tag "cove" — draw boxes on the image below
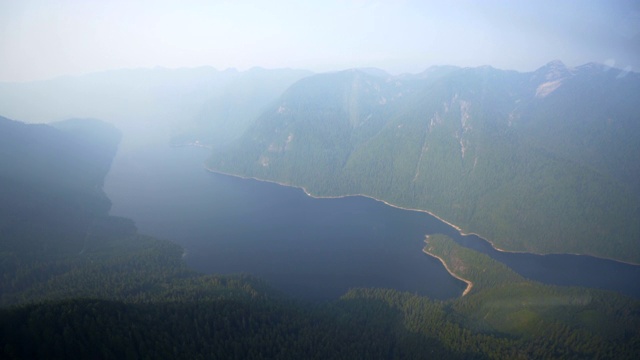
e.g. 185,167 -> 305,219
104,144 -> 640,300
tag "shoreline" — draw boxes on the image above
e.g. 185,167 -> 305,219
202,165 -> 640,267
422,236 -> 473,297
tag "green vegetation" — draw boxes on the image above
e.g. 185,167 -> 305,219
207,62 -> 640,262
424,235 -> 524,293
422,235 -> 640,357
3,230 -> 639,359
2,115 -> 639,358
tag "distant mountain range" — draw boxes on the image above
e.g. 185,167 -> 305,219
0,67 -> 312,148
1,70 -> 640,358
1,61 -> 638,262
206,61 -> 640,263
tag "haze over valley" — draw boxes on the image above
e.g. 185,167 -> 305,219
1,1 -> 639,358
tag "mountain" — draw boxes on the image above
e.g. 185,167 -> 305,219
175,67 -> 315,146
0,116 -> 122,260
1,117 -> 639,358
0,67 -> 312,149
207,61 -> 640,263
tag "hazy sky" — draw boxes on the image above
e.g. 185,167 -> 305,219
1,0 -> 638,82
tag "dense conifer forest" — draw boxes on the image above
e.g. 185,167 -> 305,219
207,62 -> 640,263
1,115 -> 639,358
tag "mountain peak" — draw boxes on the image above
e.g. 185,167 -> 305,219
574,62 -> 635,77
544,59 -> 566,68
530,60 -> 574,97
534,60 -> 571,82
354,67 -> 390,78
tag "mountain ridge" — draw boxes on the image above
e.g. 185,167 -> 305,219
0,67 -> 313,149
207,61 -> 640,263
2,101 -> 640,359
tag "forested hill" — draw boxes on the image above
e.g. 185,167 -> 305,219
0,116 -> 121,190
0,116 -> 121,261
207,61 -> 640,263
2,116 -> 639,358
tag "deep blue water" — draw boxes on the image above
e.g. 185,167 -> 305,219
104,145 -> 640,300
104,145 -> 466,300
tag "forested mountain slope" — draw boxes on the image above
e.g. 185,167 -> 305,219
1,115 -> 639,358
207,62 -> 640,263
0,116 -> 121,260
